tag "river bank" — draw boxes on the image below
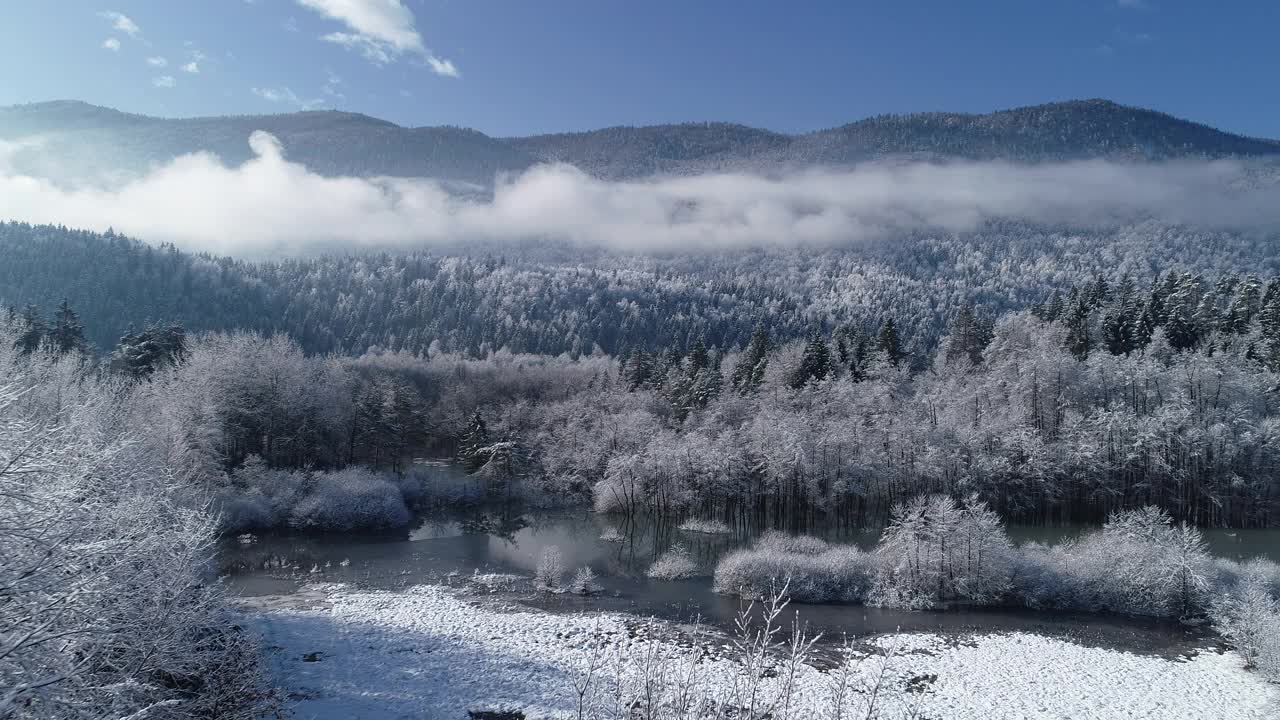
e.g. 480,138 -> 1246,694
237,581 -> 1278,719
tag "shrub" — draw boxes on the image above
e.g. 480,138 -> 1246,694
678,518 -> 732,535
754,531 -> 829,555
599,525 -> 624,542
536,546 -> 566,589
647,544 -> 698,580
1210,562 -> 1280,679
715,543 -> 873,603
570,566 -> 601,595
289,468 -> 412,531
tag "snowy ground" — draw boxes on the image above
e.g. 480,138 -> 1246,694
240,583 -> 1279,720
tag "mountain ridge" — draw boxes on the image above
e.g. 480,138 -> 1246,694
3,98 -> 1278,187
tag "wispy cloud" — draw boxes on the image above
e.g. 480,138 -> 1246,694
147,56 -> 168,67
98,10 -> 140,36
1,132 -> 1275,257
252,87 -> 323,109
427,56 -> 459,78
182,62 -> 200,74
102,37 -> 121,52
152,76 -> 176,89
322,69 -> 344,99
296,0 -> 458,75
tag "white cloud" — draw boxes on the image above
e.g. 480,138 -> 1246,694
297,0 -> 457,74
426,56 -> 459,78
152,75 -> 176,89
252,87 -> 322,109
0,132 -> 1276,258
182,62 -> 200,73
102,37 -> 121,51
147,56 -> 168,67
321,31 -> 394,64
98,11 -> 140,36
298,0 -> 423,52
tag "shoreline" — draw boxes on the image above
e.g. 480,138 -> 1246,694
239,581 -> 1278,719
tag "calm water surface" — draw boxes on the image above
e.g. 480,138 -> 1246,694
219,462 -> 1280,654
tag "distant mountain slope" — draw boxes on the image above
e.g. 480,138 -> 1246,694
0,101 -> 535,187
504,122 -> 794,178
1,99 -> 1277,187
796,99 -> 1280,163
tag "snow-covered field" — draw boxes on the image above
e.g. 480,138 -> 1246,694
242,583 -> 1278,720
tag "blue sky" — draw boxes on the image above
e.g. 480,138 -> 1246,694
3,1 -> 1278,138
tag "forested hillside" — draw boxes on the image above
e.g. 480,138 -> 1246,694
4,99 -> 1278,187
3,221 -> 1279,358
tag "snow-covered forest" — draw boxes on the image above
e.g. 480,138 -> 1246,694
4,220 -> 1280,358
6,229 -> 1280,715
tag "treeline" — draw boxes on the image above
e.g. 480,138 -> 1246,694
475,271 -> 1280,528
7,267 -> 1280,530
3,219 -> 1280,359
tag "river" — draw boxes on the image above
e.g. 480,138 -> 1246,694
218,461 -> 1280,655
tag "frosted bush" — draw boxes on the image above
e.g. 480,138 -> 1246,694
1211,562 -> 1280,679
715,543 -> 873,603
647,543 -> 698,580
599,525 -> 624,542
1011,506 -> 1212,618
289,468 -> 412,531
570,566 -> 601,595
214,488 -> 280,532
754,530 -> 830,555
536,545 -> 566,589
678,517 -> 732,534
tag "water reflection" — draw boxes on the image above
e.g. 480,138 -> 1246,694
219,463 -> 1280,654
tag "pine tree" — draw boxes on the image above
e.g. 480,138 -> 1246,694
14,305 -> 46,355
625,349 -> 655,390
945,305 -> 992,366
1164,274 -> 1202,351
688,339 -> 710,375
50,299 -> 87,356
112,323 -> 188,379
1043,290 -> 1065,322
1064,296 -> 1092,360
731,324 -> 770,394
877,318 -> 904,366
788,329 -> 832,389
459,411 -> 490,473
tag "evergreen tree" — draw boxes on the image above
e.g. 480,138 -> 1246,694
788,329 -> 832,389
14,305 -> 46,355
877,317 -> 904,366
1164,274 -> 1202,351
945,305 -> 992,366
1042,290 -> 1065,322
50,299 -> 87,356
731,324 -> 770,394
1064,296 -> 1092,360
459,411 -> 490,473
112,323 -> 188,379
625,349 -> 656,390
688,339 -> 710,375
